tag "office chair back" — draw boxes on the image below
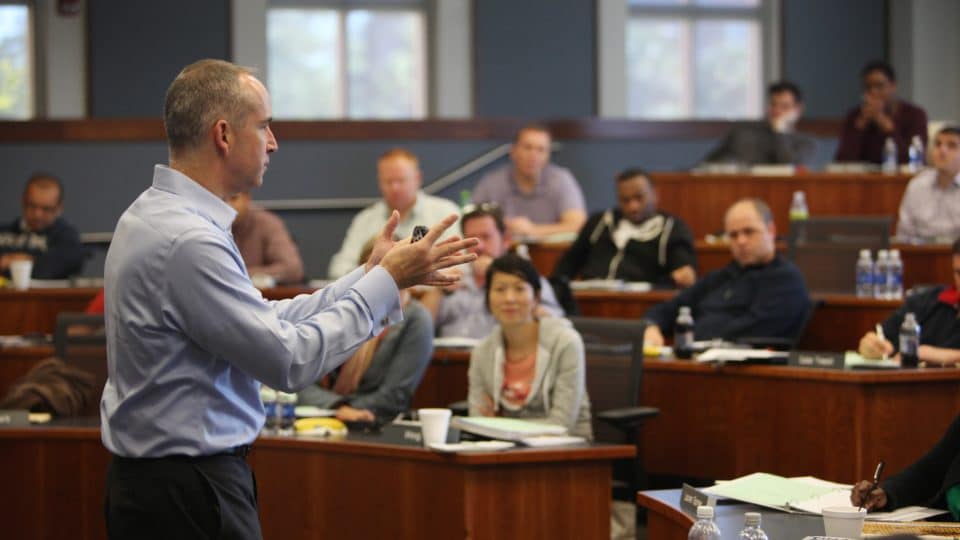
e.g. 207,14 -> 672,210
788,216 -> 892,294
53,313 -> 108,416
568,316 -> 658,503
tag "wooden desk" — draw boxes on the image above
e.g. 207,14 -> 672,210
638,489 -> 825,540
651,171 -> 911,238
0,424 -> 632,540
574,290 -> 900,351
640,360 -> 960,482
0,288 -> 98,334
526,241 -> 954,291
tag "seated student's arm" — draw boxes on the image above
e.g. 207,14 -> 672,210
871,413 -> 960,510
834,110 -> 864,162
467,347 -> 495,417
347,303 -> 435,417
918,345 -> 960,367
665,217 -> 698,288
643,273 -> 714,345
858,331 -> 894,359
551,213 -> 601,281
862,293 -> 926,359
541,335 -> 587,431
508,209 -> 587,238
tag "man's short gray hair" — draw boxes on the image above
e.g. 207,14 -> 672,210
163,59 -> 256,153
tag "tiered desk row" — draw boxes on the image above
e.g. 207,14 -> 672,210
1,172 -> 958,538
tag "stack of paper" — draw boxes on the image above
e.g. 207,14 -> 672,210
451,417 -> 566,441
696,348 -> 789,363
704,473 -> 947,521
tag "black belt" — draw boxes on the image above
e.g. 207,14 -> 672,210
114,445 -> 252,462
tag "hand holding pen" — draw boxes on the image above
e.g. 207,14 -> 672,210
851,460 -> 886,511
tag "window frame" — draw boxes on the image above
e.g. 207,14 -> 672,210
598,0 -> 780,120
266,0 -> 432,120
0,0 -> 36,119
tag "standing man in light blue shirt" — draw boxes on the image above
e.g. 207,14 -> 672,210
101,59 -> 476,539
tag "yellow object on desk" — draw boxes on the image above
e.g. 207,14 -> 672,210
294,417 -> 348,437
863,520 -> 960,537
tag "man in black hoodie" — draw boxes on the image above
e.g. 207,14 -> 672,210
0,173 -> 87,279
552,168 -> 696,288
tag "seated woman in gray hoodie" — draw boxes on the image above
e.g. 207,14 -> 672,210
468,254 -> 592,440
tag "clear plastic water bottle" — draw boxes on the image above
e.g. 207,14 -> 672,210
276,391 -> 297,436
873,249 -> 889,299
674,306 -> 695,359
856,249 -> 874,298
899,312 -> 920,368
260,386 -> 278,434
689,506 -> 721,540
882,137 -> 898,173
789,191 -> 809,221
738,512 -> 769,540
888,249 -> 904,300
908,135 -> 925,173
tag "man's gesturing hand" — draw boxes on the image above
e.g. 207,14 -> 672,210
379,214 -> 478,289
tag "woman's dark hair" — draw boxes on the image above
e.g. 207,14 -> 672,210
484,254 -> 542,311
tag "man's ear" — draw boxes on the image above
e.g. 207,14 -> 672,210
213,119 -> 230,154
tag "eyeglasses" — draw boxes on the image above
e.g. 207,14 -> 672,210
462,202 -> 503,218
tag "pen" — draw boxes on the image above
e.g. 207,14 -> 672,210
876,323 -> 888,361
859,460 -> 885,511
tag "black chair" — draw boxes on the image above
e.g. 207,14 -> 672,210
567,317 -> 659,502
787,216 -> 892,294
54,312 -> 107,416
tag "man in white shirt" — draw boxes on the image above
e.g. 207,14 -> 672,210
897,126 -> 960,243
329,148 -> 461,278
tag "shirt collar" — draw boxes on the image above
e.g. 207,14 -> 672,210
151,164 -> 237,232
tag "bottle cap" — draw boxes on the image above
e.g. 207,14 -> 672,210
890,249 -> 901,258
859,249 -> 871,258
904,312 -> 916,323
696,505 -> 714,519
260,386 -> 277,400
877,249 -> 889,258
744,512 -> 761,526
679,306 -> 691,316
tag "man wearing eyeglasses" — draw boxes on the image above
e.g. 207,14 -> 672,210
421,204 -> 565,339
0,173 -> 87,279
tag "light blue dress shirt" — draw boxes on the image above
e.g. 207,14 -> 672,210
101,165 -> 401,457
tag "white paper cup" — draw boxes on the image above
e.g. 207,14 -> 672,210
10,260 -> 32,290
418,408 -> 452,446
822,506 -> 866,539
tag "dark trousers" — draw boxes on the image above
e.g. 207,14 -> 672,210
104,453 -> 262,540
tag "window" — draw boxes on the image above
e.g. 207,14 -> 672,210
623,0 -> 769,119
267,2 -> 427,119
0,2 -> 32,119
